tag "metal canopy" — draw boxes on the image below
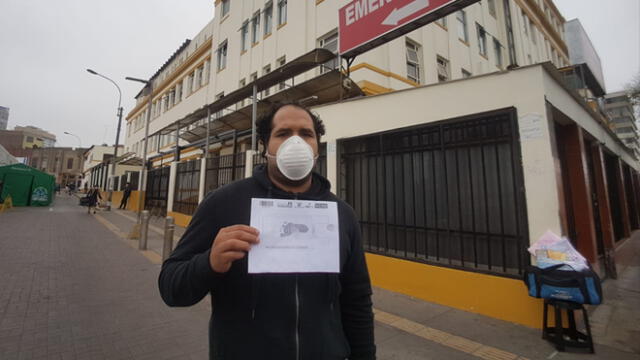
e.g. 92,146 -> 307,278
115,152 -> 143,166
159,48 -> 338,136
177,69 -> 364,143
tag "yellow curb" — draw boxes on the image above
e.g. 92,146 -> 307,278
374,309 -> 522,360
94,213 -> 162,265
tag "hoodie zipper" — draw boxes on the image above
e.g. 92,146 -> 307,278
295,275 -> 300,360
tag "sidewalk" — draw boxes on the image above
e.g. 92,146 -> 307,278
0,194 -> 638,359
100,201 -> 640,360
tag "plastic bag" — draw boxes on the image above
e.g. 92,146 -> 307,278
527,230 -> 589,271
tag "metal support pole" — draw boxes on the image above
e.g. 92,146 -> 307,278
137,86 -> 152,221
139,210 -> 150,250
162,216 -> 175,261
107,106 -> 123,210
205,107 -> 211,159
251,84 -> 257,151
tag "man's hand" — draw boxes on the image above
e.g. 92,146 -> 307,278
210,225 -> 260,273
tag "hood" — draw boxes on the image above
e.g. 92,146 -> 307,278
252,164 -> 332,200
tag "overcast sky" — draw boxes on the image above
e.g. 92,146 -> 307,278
1,1 -> 638,149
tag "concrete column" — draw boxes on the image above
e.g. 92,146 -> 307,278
326,142 -> 337,191
562,124 -> 597,263
167,162 -> 178,213
590,145 -> 615,249
615,158 -> 632,238
244,150 -> 255,178
198,156 -> 207,203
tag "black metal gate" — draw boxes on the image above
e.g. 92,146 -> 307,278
339,108 -> 529,277
205,152 -> 246,195
174,159 -> 201,215
145,166 -> 170,216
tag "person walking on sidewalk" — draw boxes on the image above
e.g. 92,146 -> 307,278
87,187 -> 101,214
158,102 -> 376,360
119,183 -> 132,210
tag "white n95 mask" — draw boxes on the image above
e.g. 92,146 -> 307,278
268,135 -> 316,181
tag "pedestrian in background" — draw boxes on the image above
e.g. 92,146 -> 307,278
119,182 -> 132,210
87,187 -> 101,214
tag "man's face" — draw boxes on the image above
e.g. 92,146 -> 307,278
266,105 -> 318,184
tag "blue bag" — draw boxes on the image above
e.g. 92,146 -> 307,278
523,264 -> 602,305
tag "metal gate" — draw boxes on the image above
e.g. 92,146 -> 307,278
339,108 -> 529,277
205,152 -> 246,195
174,159 -> 201,215
145,167 -> 170,216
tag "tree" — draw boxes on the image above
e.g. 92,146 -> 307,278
625,72 -> 640,118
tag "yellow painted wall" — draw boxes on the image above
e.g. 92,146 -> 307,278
168,211 -> 193,228
99,190 -> 143,211
366,253 -> 544,329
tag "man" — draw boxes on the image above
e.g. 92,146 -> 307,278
119,182 -> 131,209
159,102 -> 376,359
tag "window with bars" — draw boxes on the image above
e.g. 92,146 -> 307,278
241,21 -> 249,52
217,41 -> 228,71
221,0 -> 230,18
277,56 -> 286,90
251,12 -> 260,44
338,109 -> 529,277
406,41 -> 421,83
494,39 -> 503,68
477,24 -> 487,56
174,159 -> 201,215
277,0 -> 287,26
436,56 -> 449,82
318,31 -> 339,73
456,10 -> 468,42
264,2 -> 273,35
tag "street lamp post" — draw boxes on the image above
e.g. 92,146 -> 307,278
63,131 -> 82,148
125,76 -> 152,224
87,69 -> 123,211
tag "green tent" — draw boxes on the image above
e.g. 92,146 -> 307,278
0,163 -> 55,206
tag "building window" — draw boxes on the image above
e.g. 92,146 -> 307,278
26,136 -> 33,142
494,39 -> 503,68
67,158 -> 74,169
461,69 -> 472,78
221,0 -> 230,18
277,0 -> 287,26
196,65 -> 204,88
406,41 -> 421,83
487,0 -> 496,17
318,30 -> 339,73
186,73 -> 194,95
456,10 -> 468,42
204,60 -> 211,83
238,79 -> 246,108
263,65 -> 272,96
241,21 -> 249,52
264,2 -> 273,36
215,92 -> 224,119
521,10 -> 528,36
176,83 -> 182,103
436,56 -> 449,82
251,12 -> 260,44
217,41 -> 228,71
436,17 -> 447,28
277,56 -> 286,90
477,24 -> 487,56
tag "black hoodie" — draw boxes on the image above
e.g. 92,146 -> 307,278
158,165 -> 376,360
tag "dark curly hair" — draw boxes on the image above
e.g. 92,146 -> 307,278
256,101 -> 326,157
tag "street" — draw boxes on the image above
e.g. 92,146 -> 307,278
0,195 -> 638,360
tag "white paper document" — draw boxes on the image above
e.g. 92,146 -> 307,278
249,198 -> 340,274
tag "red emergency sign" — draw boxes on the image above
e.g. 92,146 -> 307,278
339,0 -> 462,56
